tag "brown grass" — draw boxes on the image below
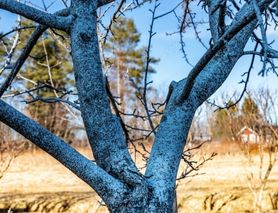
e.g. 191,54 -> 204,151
0,142 -> 278,212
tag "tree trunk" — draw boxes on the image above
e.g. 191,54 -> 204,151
107,186 -> 177,213
117,53 -> 125,113
0,1 -> 272,213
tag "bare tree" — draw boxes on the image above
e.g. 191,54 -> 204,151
212,89 -> 278,212
0,124 -> 15,179
0,120 -> 24,179
242,89 -> 278,212
0,0 -> 277,212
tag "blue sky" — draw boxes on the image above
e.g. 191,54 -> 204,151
0,0 -> 277,102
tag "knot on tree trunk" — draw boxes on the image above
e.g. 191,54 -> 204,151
109,181 -> 151,213
107,154 -> 145,186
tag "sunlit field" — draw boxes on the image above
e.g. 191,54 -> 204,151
1,141 -> 278,212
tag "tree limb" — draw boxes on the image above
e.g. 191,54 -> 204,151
145,0 -> 271,207
177,0 -> 273,103
0,26 -> 45,97
70,0 -> 144,187
0,99 -> 127,207
208,0 -> 226,43
0,0 -> 72,31
98,0 -> 114,7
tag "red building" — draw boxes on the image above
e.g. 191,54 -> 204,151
237,126 -> 259,143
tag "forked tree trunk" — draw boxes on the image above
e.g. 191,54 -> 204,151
69,0 -> 259,212
0,0 -> 271,213
108,187 -> 177,213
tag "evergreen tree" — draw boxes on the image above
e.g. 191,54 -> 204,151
241,95 -> 259,116
241,95 -> 261,128
212,101 -> 239,140
0,33 -> 7,63
105,17 -> 158,112
19,20 -> 75,142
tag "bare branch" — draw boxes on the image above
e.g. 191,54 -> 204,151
178,0 -> 273,103
253,0 -> 270,76
208,42 -> 259,111
141,0 -> 159,135
208,0 -> 227,42
103,0 -> 126,44
0,99 -> 127,206
70,1 -> 145,188
0,25 -> 46,97
0,0 -> 72,31
0,26 -> 36,40
0,13 -> 21,75
0,8 -> 70,98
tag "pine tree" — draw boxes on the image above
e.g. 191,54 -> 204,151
241,95 -> 259,116
241,95 -> 261,128
105,17 -> 158,112
212,101 -> 239,140
19,20 -> 75,142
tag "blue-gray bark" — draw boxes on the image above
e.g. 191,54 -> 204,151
0,0 -> 274,212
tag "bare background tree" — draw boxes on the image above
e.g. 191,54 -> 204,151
242,89 -> 278,212
206,88 -> 278,212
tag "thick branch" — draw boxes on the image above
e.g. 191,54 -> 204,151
208,0 -> 226,43
178,0 -> 273,103
98,0 -> 114,7
0,100 -> 127,207
70,1 -> 144,186
0,0 -> 72,31
145,1 -> 265,209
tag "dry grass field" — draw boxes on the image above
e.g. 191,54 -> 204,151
0,141 -> 278,212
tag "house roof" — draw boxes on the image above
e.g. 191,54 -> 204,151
237,126 -> 259,136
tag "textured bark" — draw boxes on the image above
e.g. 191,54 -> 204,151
0,0 -> 71,31
0,0 -> 274,212
70,0 -> 145,195
0,100 -> 127,207
145,4 -> 258,211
